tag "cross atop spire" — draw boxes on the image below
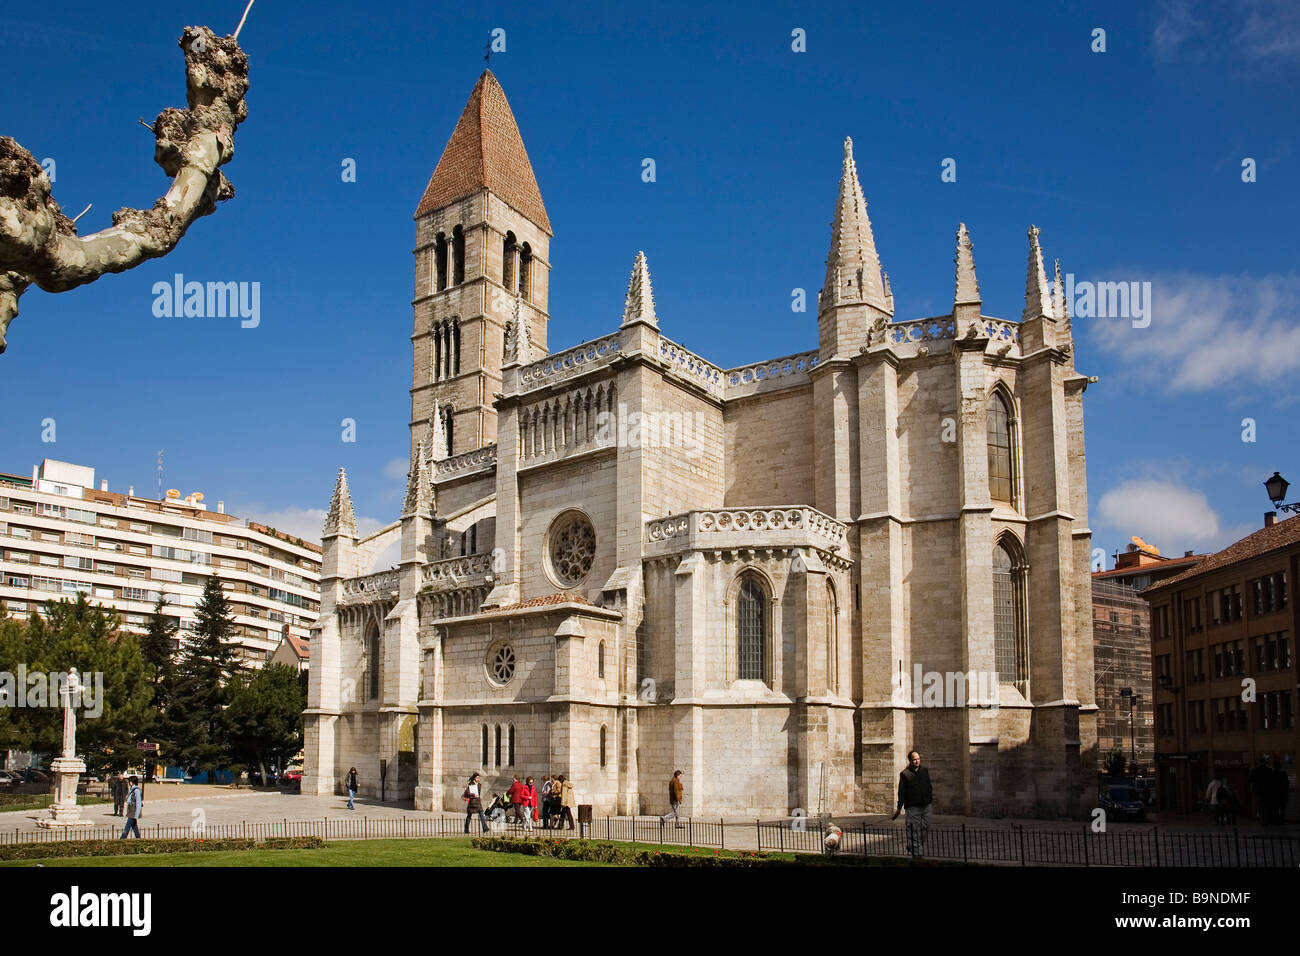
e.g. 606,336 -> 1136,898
414,70 -> 551,233
323,468 -> 356,538
954,222 -> 981,308
822,136 -> 889,315
1022,225 -> 1053,322
620,251 -> 658,329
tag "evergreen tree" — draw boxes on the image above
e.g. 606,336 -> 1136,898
0,596 -> 152,772
138,594 -> 181,772
169,576 -> 242,775
225,663 -> 305,786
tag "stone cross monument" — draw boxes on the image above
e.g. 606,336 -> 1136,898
36,668 -> 94,828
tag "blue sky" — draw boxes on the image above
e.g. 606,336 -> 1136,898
1,0 -> 1297,566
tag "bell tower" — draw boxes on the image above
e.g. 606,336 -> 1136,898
410,70 -> 552,460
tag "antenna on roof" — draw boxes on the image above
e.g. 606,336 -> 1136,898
483,40 -> 492,64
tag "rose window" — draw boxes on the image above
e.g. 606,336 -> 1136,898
489,644 -> 516,684
549,512 -> 596,587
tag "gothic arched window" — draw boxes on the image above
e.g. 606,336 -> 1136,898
366,623 -> 380,701
987,391 -> 1014,503
993,538 -> 1028,688
435,233 -> 448,292
503,231 -> 516,291
737,575 -> 767,681
599,725 -> 607,768
597,640 -> 605,679
452,319 -> 461,376
481,725 -> 489,766
494,724 -> 502,768
508,725 -> 516,767
825,579 -> 838,694
452,225 -> 465,285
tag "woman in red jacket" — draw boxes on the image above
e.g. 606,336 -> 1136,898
522,776 -> 538,831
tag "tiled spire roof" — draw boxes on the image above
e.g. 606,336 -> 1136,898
414,70 -> 551,233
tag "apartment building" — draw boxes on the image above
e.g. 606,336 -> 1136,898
1143,512 -> 1298,818
0,459 -> 321,665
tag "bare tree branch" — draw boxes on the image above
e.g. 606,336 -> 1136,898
0,25 -> 250,354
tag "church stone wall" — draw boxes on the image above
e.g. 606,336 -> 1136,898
723,388 -> 815,507
517,452 -> 618,602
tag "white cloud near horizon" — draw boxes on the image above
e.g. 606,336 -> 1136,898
1095,478 -> 1258,557
1087,273 -> 1300,395
1154,0 -> 1300,68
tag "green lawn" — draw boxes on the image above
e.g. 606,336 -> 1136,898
0,837 -> 613,868
0,794 -> 110,813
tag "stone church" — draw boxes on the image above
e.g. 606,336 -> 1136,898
303,70 -> 1098,818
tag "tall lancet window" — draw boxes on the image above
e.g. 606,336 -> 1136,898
993,538 -> 1028,689
452,319 -> 461,375
737,576 -> 767,681
519,242 -> 532,301
452,225 -> 465,285
441,406 -> 455,457
366,623 -> 381,701
435,233 -> 448,292
987,392 -> 1013,503
503,232 -> 516,291
825,579 -> 838,694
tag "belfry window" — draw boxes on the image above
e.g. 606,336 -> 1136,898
452,225 -> 465,285
737,576 -> 767,681
435,233 -> 448,292
503,232 -> 516,291
987,392 -> 1013,503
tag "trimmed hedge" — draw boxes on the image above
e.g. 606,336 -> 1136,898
0,835 -> 324,861
473,837 -> 774,867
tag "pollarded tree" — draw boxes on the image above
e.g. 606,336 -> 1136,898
0,8 -> 254,354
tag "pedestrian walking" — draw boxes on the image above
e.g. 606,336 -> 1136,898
660,770 -> 685,827
558,774 -> 576,830
119,775 -> 143,839
110,772 -> 125,816
891,750 -> 933,860
463,772 -> 489,834
345,766 -> 359,811
540,774 -> 555,828
522,776 -> 538,832
507,774 -> 526,825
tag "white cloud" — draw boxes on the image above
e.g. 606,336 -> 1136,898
1095,478 -> 1258,556
1153,0 -> 1300,68
382,457 -> 409,480
233,505 -> 387,547
1087,273 -> 1300,395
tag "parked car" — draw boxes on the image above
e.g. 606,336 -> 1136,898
0,770 -> 20,786
281,768 -> 303,790
1099,783 -> 1147,822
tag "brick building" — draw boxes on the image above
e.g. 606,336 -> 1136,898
1144,514 -> 1299,818
304,71 -> 1098,817
1091,541 -> 1201,774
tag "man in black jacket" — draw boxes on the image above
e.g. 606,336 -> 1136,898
891,750 -> 933,860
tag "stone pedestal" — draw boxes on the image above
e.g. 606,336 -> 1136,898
35,756 -> 95,828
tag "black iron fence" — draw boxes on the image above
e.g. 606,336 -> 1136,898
3,815 -> 1297,866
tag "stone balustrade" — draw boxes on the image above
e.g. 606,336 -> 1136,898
420,551 -> 496,590
517,333 -> 622,390
645,506 -> 849,555
658,336 -> 724,398
339,570 -> 399,604
725,349 -> 820,398
434,444 -> 497,478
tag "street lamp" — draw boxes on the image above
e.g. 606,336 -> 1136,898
1264,472 -> 1300,514
1120,687 -> 1139,775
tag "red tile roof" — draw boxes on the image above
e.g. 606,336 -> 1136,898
1145,516 -> 1300,594
1091,556 -> 1201,580
493,592 -> 592,612
284,633 -> 310,661
414,70 -> 551,233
